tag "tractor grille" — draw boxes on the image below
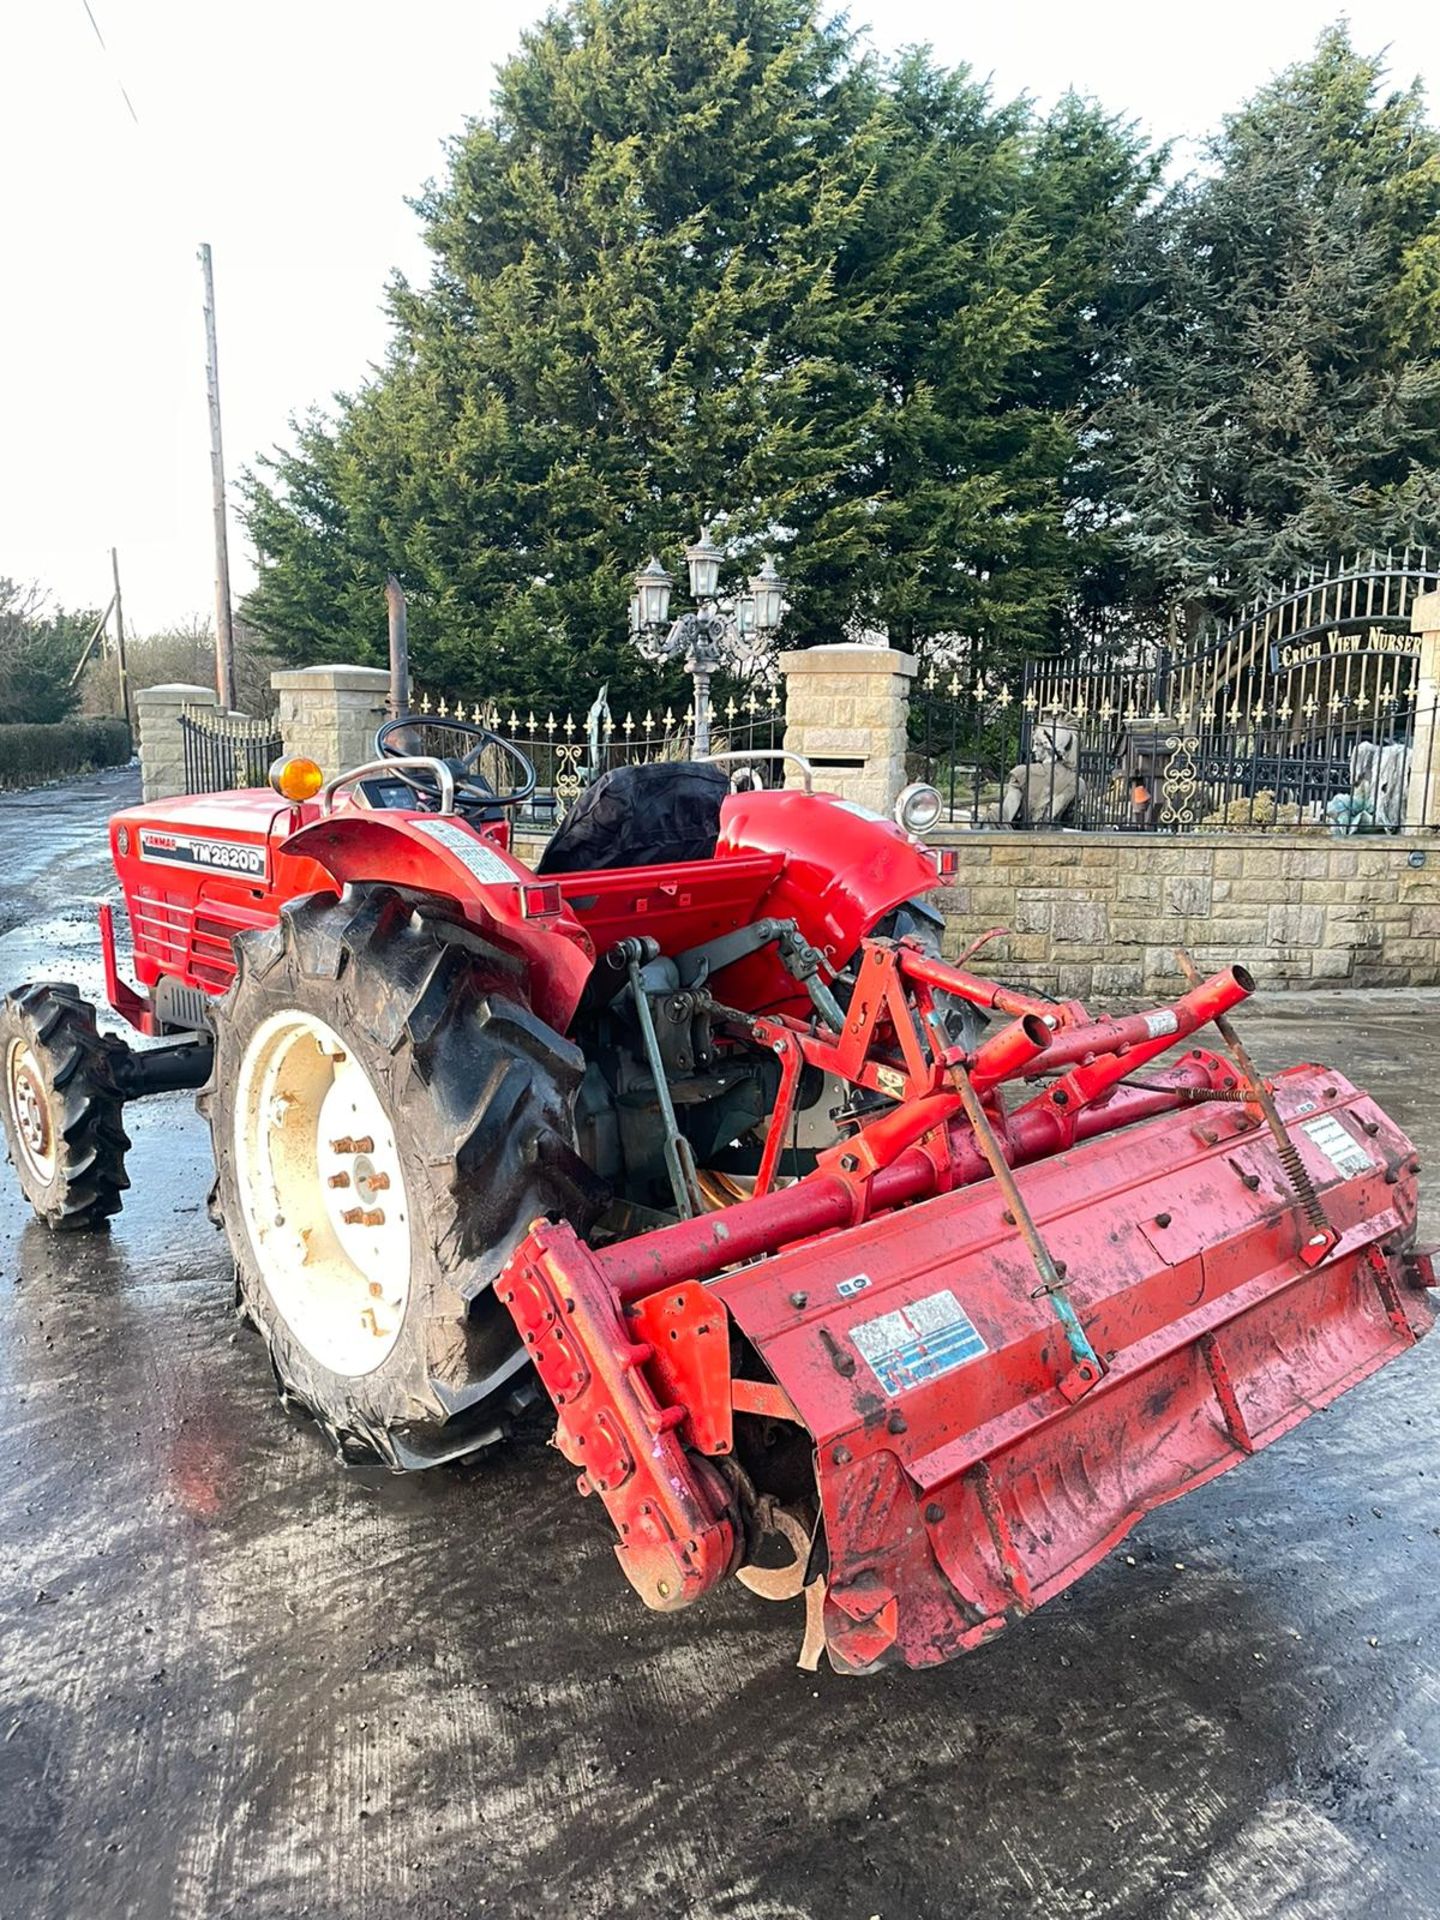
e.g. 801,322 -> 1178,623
130,891 -> 241,992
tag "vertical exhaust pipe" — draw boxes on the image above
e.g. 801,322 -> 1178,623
385,574 -> 409,719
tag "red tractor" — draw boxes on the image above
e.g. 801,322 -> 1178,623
2,719 -> 1433,1672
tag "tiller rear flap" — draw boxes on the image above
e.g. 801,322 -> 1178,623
501,946 -> 1435,1673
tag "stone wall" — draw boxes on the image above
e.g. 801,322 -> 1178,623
932,830 -> 1440,999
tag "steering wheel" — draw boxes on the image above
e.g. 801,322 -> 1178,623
375,714 -> 536,811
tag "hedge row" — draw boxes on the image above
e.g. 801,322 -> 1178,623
0,719 -> 134,789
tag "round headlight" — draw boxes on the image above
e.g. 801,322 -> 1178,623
269,755 -> 325,803
894,781 -> 943,835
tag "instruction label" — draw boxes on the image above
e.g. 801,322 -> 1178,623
1300,1112 -> 1373,1180
849,1289 -> 987,1397
410,817 -> 519,887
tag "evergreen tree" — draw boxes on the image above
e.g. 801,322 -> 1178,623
242,0 -> 1154,703
0,581 -> 95,725
1098,25 -> 1440,633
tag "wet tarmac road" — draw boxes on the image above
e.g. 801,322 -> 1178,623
4,767 -> 1440,1920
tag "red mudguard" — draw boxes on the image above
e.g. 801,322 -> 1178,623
282,810 -> 595,1032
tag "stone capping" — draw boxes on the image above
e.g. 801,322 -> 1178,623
929,825 -> 1366,852
270,664 -> 391,694
272,661 -> 392,775
780,644 -> 919,678
135,682 -> 217,704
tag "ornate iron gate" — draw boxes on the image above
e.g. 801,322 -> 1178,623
1011,551 -> 1439,831
179,708 -> 282,794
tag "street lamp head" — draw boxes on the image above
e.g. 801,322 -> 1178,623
685,525 -> 723,603
634,556 -> 673,631
749,555 -> 786,634
735,592 -> 757,639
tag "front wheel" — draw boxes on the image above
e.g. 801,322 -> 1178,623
0,983 -> 130,1229
202,884 -> 600,1467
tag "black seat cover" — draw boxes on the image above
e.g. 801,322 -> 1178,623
536,761 -> 731,874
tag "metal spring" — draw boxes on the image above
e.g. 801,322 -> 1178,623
1276,1133 -> 1330,1235
1116,1078 -> 1250,1103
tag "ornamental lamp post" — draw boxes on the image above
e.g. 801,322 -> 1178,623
629,526 -> 786,756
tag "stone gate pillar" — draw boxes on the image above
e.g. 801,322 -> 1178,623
135,682 -> 217,802
780,643 -> 916,814
272,664 -> 391,774
1405,592 -> 1440,827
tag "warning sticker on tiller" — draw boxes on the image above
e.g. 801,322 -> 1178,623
1300,1112 -> 1373,1180
849,1289 -> 988,1397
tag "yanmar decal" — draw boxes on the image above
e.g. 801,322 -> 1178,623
137,829 -> 267,880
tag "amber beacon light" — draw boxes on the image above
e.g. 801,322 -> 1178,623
268,756 -> 325,803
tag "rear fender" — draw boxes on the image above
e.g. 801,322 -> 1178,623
713,789 -> 941,1010
283,811 -> 595,1033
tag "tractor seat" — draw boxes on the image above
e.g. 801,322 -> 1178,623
535,761 -> 730,875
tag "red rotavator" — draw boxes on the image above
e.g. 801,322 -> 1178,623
2,725 -> 1431,1673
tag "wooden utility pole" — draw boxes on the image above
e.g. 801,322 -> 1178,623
199,243 -> 237,711
110,546 -> 131,726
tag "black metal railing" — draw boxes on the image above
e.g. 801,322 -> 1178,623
179,709 -> 282,794
913,681 -> 1435,834
407,679 -> 784,827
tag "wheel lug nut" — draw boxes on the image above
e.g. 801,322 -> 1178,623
329,1135 -> 374,1155
327,1172 -> 351,1188
366,1172 -> 391,1191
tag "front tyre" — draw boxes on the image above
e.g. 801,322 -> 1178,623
202,885 -> 599,1468
0,983 -> 130,1230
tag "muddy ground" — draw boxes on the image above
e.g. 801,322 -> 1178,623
3,767 -> 1440,1920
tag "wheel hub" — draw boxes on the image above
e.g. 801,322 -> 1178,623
233,1010 -> 412,1377
6,1040 -> 56,1181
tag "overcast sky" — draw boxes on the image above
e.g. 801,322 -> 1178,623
2,2 -> 1437,638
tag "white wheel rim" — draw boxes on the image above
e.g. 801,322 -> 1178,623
6,1038 -> 57,1184
233,1009 -> 412,1377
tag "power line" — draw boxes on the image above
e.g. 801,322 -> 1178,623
79,0 -> 139,124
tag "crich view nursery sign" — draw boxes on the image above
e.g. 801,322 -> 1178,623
1270,621 -> 1421,673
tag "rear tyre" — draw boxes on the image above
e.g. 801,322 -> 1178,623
872,898 -> 988,1053
0,982 -> 130,1230
201,884 -> 601,1468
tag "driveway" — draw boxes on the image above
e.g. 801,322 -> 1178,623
2,767 -> 1440,1920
